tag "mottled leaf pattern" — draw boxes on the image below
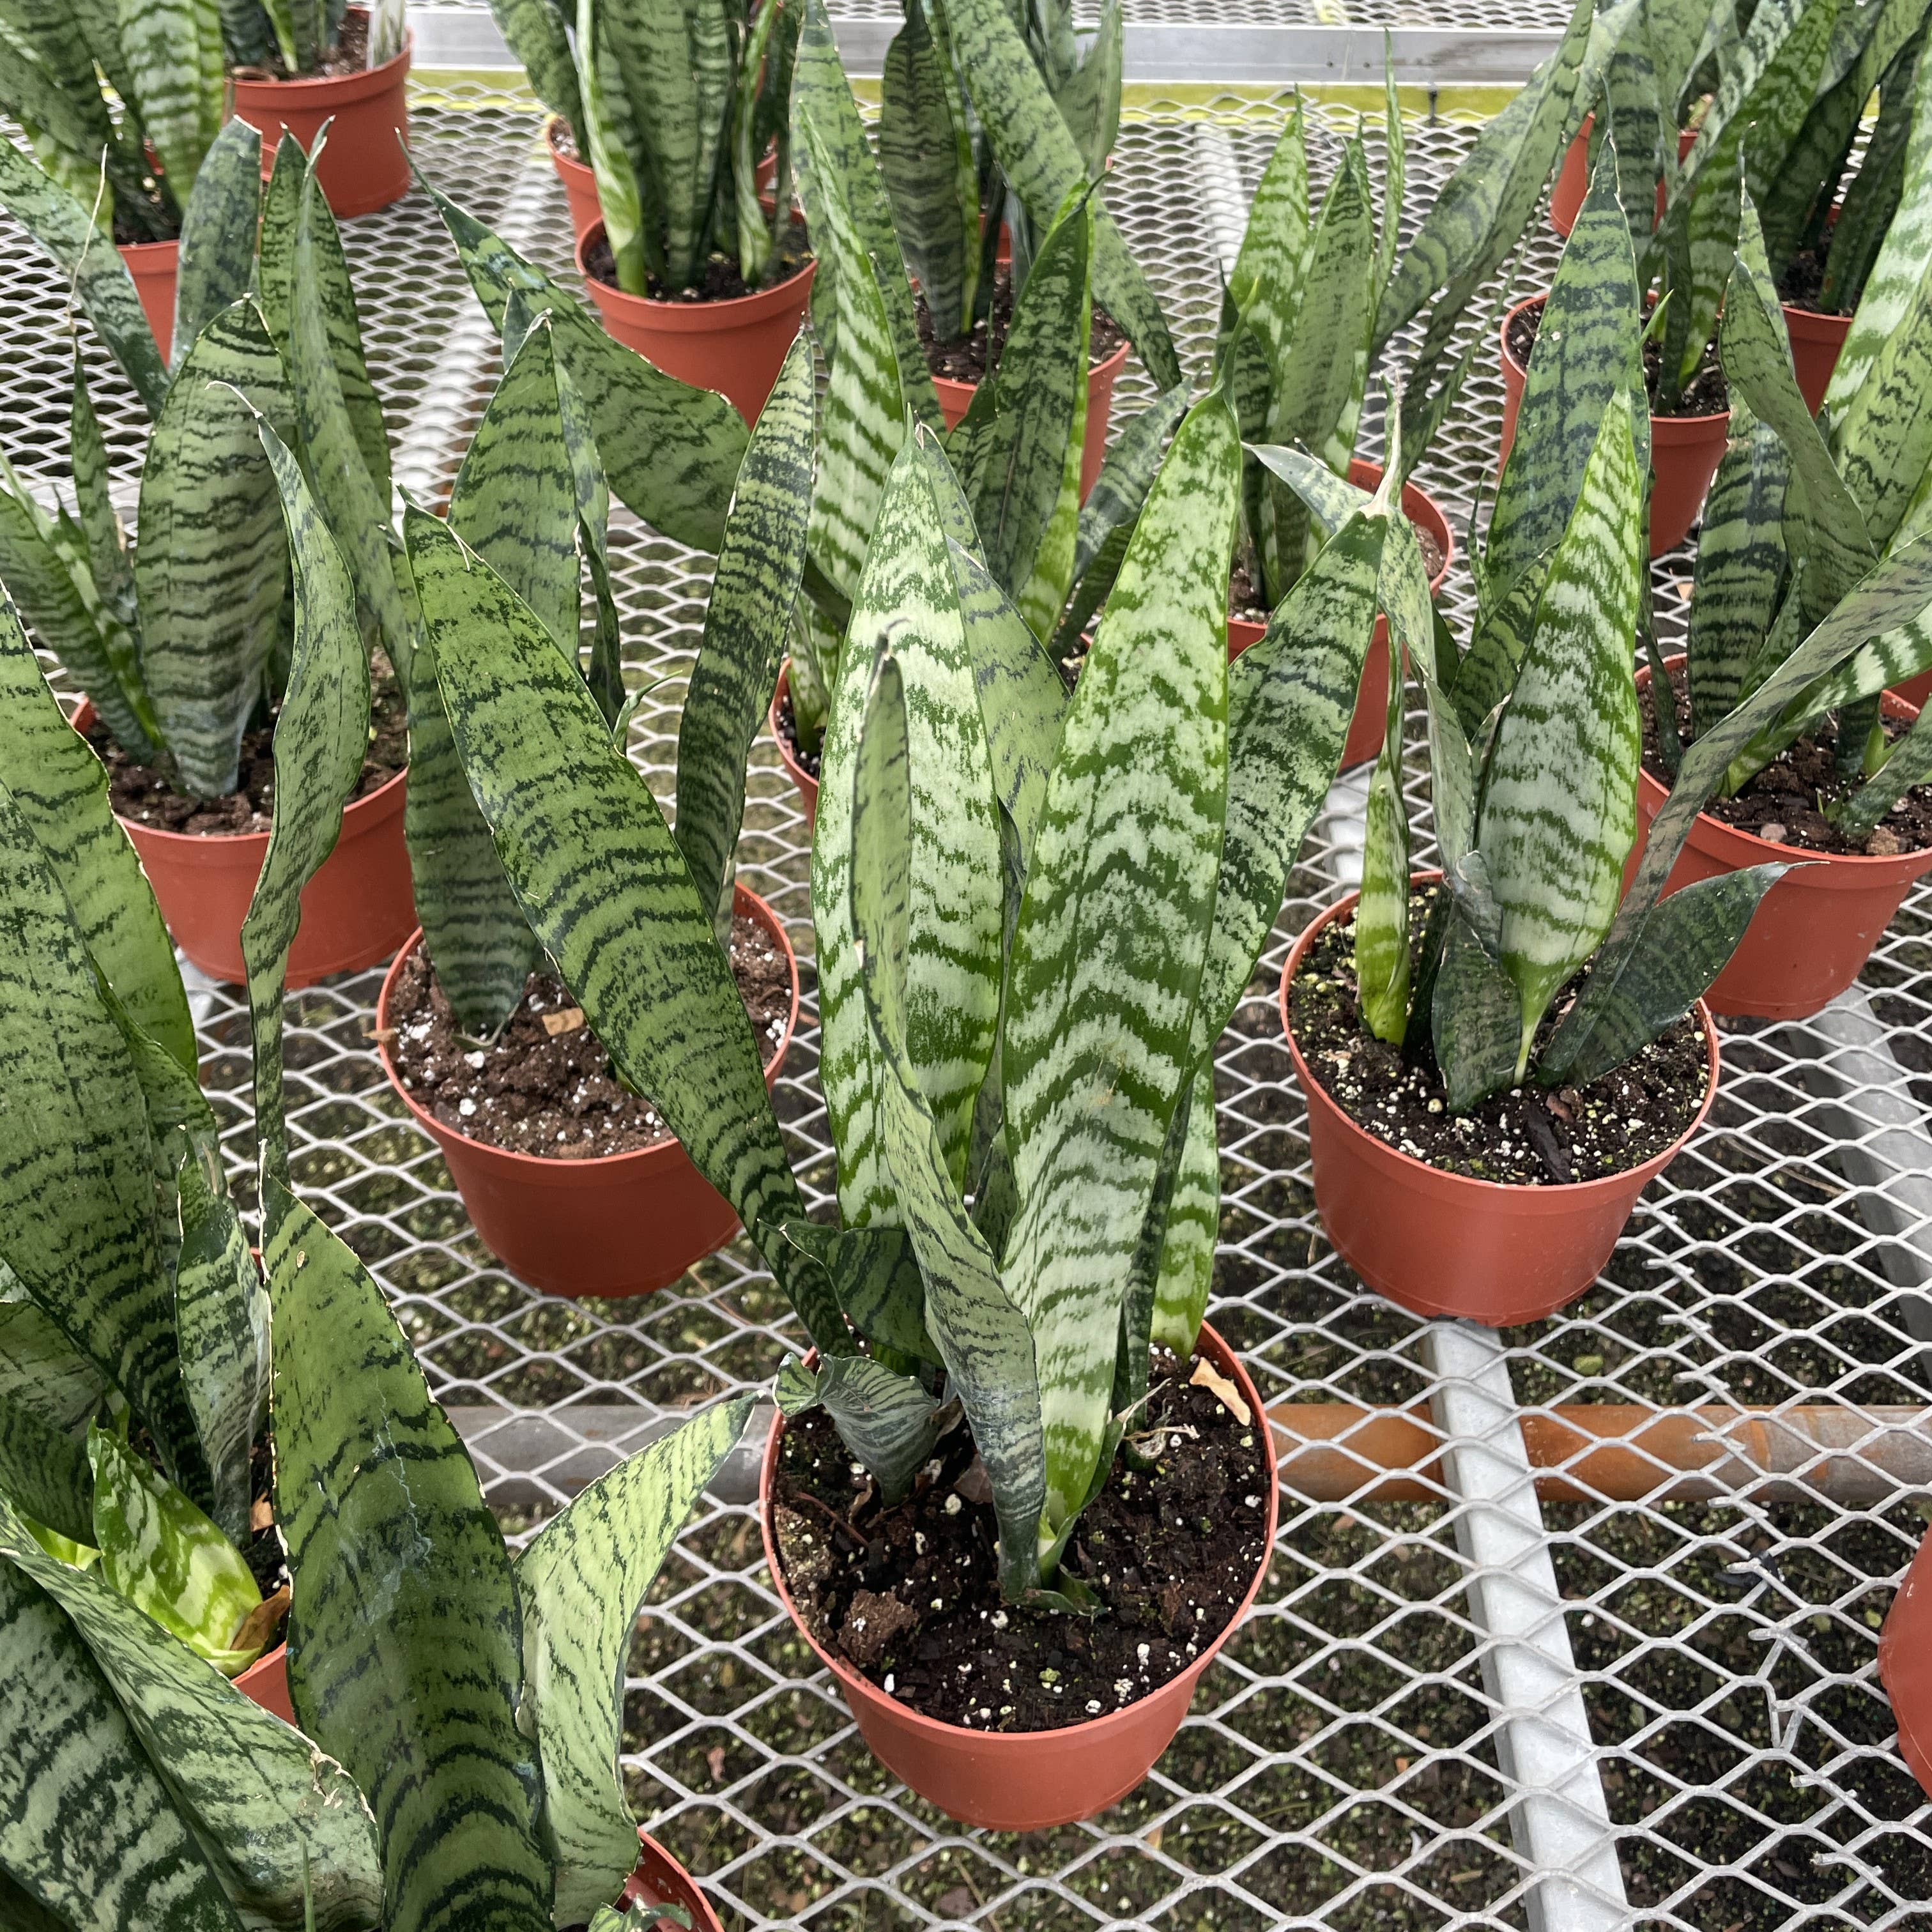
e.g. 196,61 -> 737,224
1687,411 -> 1790,734
0,1390 -> 91,1546
777,1353 -> 940,1503
1147,1059 -> 1217,1354
880,0 -> 979,341
0,1301 -> 104,1438
171,119 -> 261,366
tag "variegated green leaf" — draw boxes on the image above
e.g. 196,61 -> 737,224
265,1183 -> 553,1932
675,335 -> 815,940
0,1558 -> 242,1932
0,1390 -> 91,1547
1452,551 -> 1550,746
0,1489 -> 384,1932
489,0 -> 584,145
1054,0 -> 1122,180
1356,682 -> 1411,1046
420,171 -> 749,554
1147,1058 -> 1217,1355
405,511 -> 847,1352
135,301 -> 293,798
0,1300 -> 105,1438
115,0 -> 225,207
1687,411 -> 1790,735
1834,265 -> 1932,558
254,135 -> 305,355
944,0 -> 1181,390
1433,857 -> 1522,1115
998,391 -> 1236,1537
516,1398 -> 751,1924
171,118 -> 261,367
0,606 -> 192,1071
774,1218 -> 937,1368
66,345 -> 135,629
1478,390 -> 1643,1080
881,0 -> 979,342
578,0 -> 652,293
776,1354 -> 942,1506
1834,698 -> 1932,837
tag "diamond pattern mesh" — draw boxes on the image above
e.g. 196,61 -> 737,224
4,75 -> 1932,1932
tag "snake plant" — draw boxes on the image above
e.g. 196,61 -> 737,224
488,0 -> 804,295
227,0 -> 408,74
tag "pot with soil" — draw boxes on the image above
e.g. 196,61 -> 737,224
1776,234 -> 1854,417
768,659 -> 820,826
917,263 -> 1131,503
1551,115 -> 1698,238
1634,659 -> 1932,1020
227,8 -> 411,217
578,218 -> 815,425
1500,292 -> 1728,556
1880,1533 -> 1932,1800
761,1323 -> 1279,1830
1280,877 -> 1722,1326
75,682 -> 416,988
376,885 -> 800,1298
549,116 -> 776,245
117,236 -> 180,360
1227,459 -> 1454,769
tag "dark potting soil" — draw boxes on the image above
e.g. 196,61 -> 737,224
1777,242 -> 1843,316
769,1345 -> 1270,1733
774,682 -> 820,780
89,656 -> 408,836
1287,887 -> 1709,1185
1507,296 -> 1728,418
231,5 -> 372,79
914,262 -> 1128,385
385,917 -> 792,1158
583,230 -> 811,306
1643,661 -> 1932,857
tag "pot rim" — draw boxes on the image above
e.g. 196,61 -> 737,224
1781,301 -> 1855,341
115,235 -> 181,263
1278,870 -> 1722,1205
758,1317 -> 1280,1750
1499,289 -> 1729,428
72,697 -> 408,853
544,111 -> 590,176
228,8 -> 411,98
929,325 -> 1133,404
1636,655 -> 1929,880
576,220 -> 815,327
374,882 -> 801,1176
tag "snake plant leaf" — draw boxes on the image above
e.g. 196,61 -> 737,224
1452,551 -> 1551,747
254,135 -> 305,353
998,391 -> 1236,1537
850,645 -> 1047,1597
419,171 -> 748,554
1687,412 -> 1790,735
86,1427 -> 263,1675
1054,0 -> 1122,180
0,1490 -> 385,1932
1488,150 -> 1645,600
950,184 -> 1091,633
675,335 -> 816,942
1147,1059 -> 1218,1355
1722,197 -> 1875,609
1376,0 -> 1593,360
0,609 -> 192,1070
0,1301 -> 105,1438
1832,268 -> 1932,558
1432,857 -> 1524,1115
1832,696 -> 1932,836
776,1353 -> 942,1505
264,1183 -> 553,1932
240,424 -> 370,1195
116,0 -> 225,207
1602,17 -> 1663,254
0,1559 -> 243,1932
775,1218 -> 937,1368
135,301 -> 293,798
1478,390 -> 1644,1078
1357,691 -> 1411,1046
944,0 -> 1181,390
516,1397 -> 751,1924
406,512 -> 847,1352
1245,440 -> 1367,535
0,1392 -> 92,1547
1548,534 -> 1932,1077
814,434 -> 1005,1229
489,0 -> 585,145
578,0 -> 651,292
1227,103 -> 1310,387
0,142 -> 168,415
171,118 -> 261,366
66,347 -> 134,624
1819,29 -> 1923,310
881,0 -> 979,342
0,780 -> 203,1496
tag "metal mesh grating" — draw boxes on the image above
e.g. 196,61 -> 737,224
5,75 -> 1932,1932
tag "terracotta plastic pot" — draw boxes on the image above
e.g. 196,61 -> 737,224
1499,292 -> 1726,557
118,238 -> 178,360
933,331 -> 1131,504
234,1644 -> 294,1722
621,1832 -> 724,1932
578,220 -> 814,425
1229,459 -> 1455,769
760,1320 -> 1278,1831
1279,875 -> 1721,1326
229,14 -> 410,216
768,661 -> 819,827
73,700 -> 415,987
1895,667 -> 1932,710
377,886 -> 799,1298
1551,116 -> 1697,238
1632,661 -> 1929,1020
1880,1532 -> 1932,1798
1784,303 -> 1852,417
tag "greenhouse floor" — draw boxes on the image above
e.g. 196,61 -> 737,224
5,56 -> 1932,1932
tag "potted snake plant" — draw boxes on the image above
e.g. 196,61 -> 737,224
0,132 -> 417,986
1627,187 -> 1932,1019
488,0 -> 811,420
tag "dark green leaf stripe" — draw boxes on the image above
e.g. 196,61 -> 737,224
134,300 -> 294,799
172,119 -> 261,366
880,0 -> 979,343
516,1397 -> 750,1924
1687,411 -> 1790,735
944,0 -> 1181,390
406,512 -> 845,1349
999,392 -> 1237,1535
420,171 -> 747,554
0,1560 -> 241,1932
265,1184 -> 551,1932
241,426 -> 371,1194
0,780 -> 202,1493
0,1388 -> 92,1545
0,604 -> 193,1071
0,141 -> 168,415
675,335 -> 816,939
